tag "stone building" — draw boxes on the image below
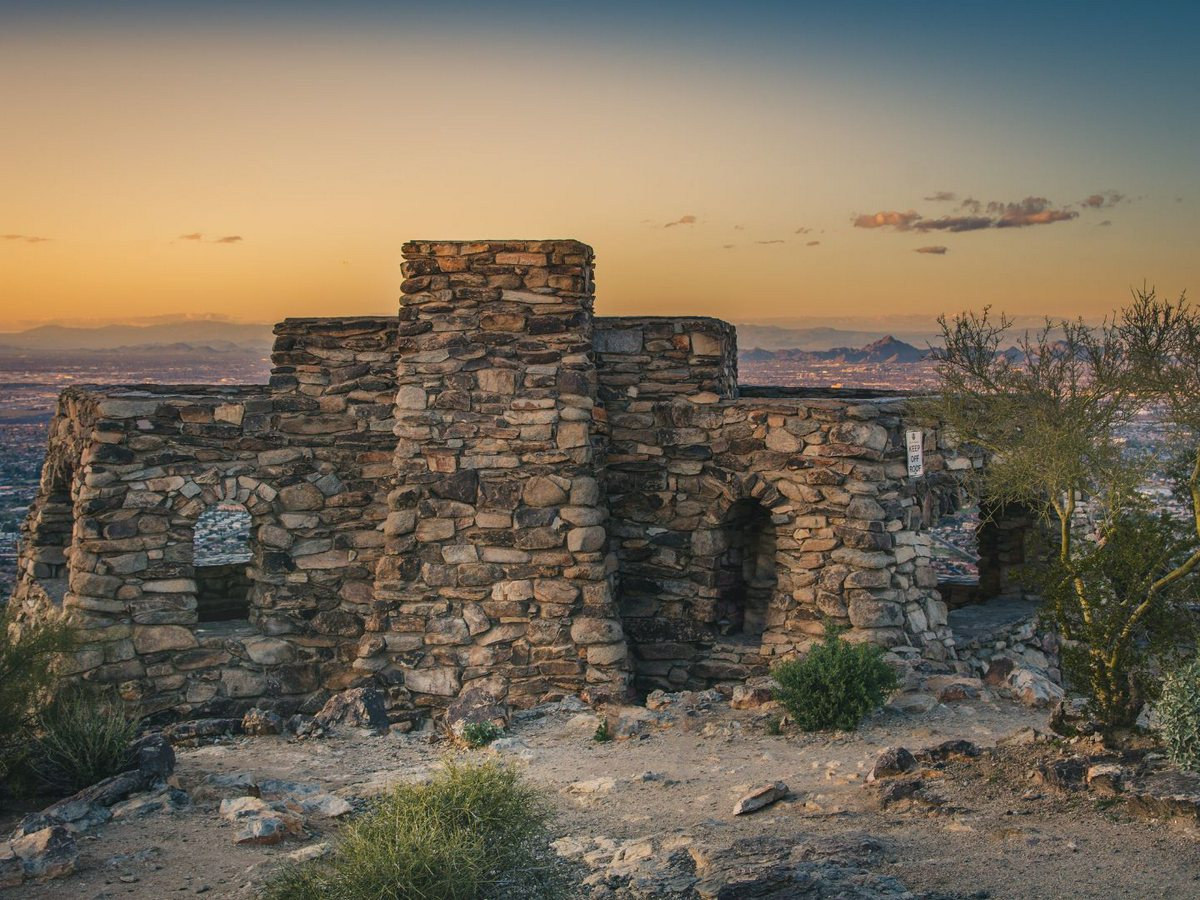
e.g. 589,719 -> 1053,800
8,239 -> 1026,721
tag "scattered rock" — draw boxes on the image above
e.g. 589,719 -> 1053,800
730,679 -> 776,710
921,739 -> 980,763
445,687 -> 509,742
1124,770 -> 1200,823
867,747 -> 917,781
874,776 -> 925,810
567,777 -> 617,796
220,796 -> 307,845
1006,666 -> 1065,708
110,788 -> 190,820
287,842 -> 332,863
130,733 -> 176,777
1086,764 -> 1124,797
10,825 -> 78,881
163,718 -> 243,744
285,713 -> 325,739
314,687 -> 390,732
242,708 -> 285,736
732,781 -> 789,815
888,691 -> 937,714
1034,755 -> 1089,790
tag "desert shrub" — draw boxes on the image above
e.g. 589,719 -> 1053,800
461,721 -> 501,748
1158,657 -> 1200,772
261,759 -> 568,900
592,719 -> 611,743
771,624 -> 899,731
32,687 -> 139,793
0,616 -> 72,785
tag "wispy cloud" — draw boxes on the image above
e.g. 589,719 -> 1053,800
3,233 -> 51,243
1097,219 -> 1112,226
179,232 -> 244,244
1080,190 -> 1125,209
924,191 -> 957,202
722,244 -> 736,249
664,214 -> 697,228
855,195 -> 1079,234
794,226 -> 812,234
853,210 -> 922,230
806,240 -> 820,246
755,239 -> 785,245
914,215 -> 993,233
915,245 -> 948,255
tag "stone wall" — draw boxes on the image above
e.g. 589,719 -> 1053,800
606,391 -> 978,693
364,241 -> 629,712
594,317 -> 738,402
8,237 -> 1003,719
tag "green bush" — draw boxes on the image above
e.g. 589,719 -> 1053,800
592,719 -> 611,743
33,687 -> 139,793
771,624 -> 899,731
261,759 -> 569,900
1158,657 -> 1200,772
461,721 -> 501,748
0,616 -> 71,786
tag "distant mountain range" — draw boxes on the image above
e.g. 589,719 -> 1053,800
740,335 -> 932,364
0,321 -> 275,351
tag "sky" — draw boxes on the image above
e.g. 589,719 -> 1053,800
2,1 -> 1198,329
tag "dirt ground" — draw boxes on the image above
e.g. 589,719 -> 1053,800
6,692 -> 1200,900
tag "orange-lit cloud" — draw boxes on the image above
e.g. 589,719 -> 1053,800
755,239 -> 785,245
856,196 -> 1080,233
663,215 -> 696,228
4,234 -> 51,243
214,235 -> 243,243
806,240 -> 820,246
915,245 -> 948,254
853,210 -> 922,230
988,196 -> 1077,228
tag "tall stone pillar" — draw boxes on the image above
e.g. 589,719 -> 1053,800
368,240 -> 629,710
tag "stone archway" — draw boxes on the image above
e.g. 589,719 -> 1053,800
167,472 -> 282,630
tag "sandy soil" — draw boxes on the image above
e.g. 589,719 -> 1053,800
6,693 -> 1200,899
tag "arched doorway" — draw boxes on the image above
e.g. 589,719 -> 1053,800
714,499 -> 777,643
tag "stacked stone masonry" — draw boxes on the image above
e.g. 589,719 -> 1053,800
8,239 -> 1021,718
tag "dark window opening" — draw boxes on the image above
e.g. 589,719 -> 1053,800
194,504 -> 252,623
928,501 -> 1031,608
714,499 -> 777,640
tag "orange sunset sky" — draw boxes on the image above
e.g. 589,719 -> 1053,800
2,3 -> 1198,330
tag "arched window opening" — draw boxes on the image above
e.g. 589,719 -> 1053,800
714,499 -> 777,641
194,503 -> 252,623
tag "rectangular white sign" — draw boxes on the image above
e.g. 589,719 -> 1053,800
905,429 -> 925,478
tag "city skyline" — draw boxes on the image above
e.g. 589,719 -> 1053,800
2,1 -> 1198,327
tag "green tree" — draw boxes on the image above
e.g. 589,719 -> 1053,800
921,289 -> 1200,728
